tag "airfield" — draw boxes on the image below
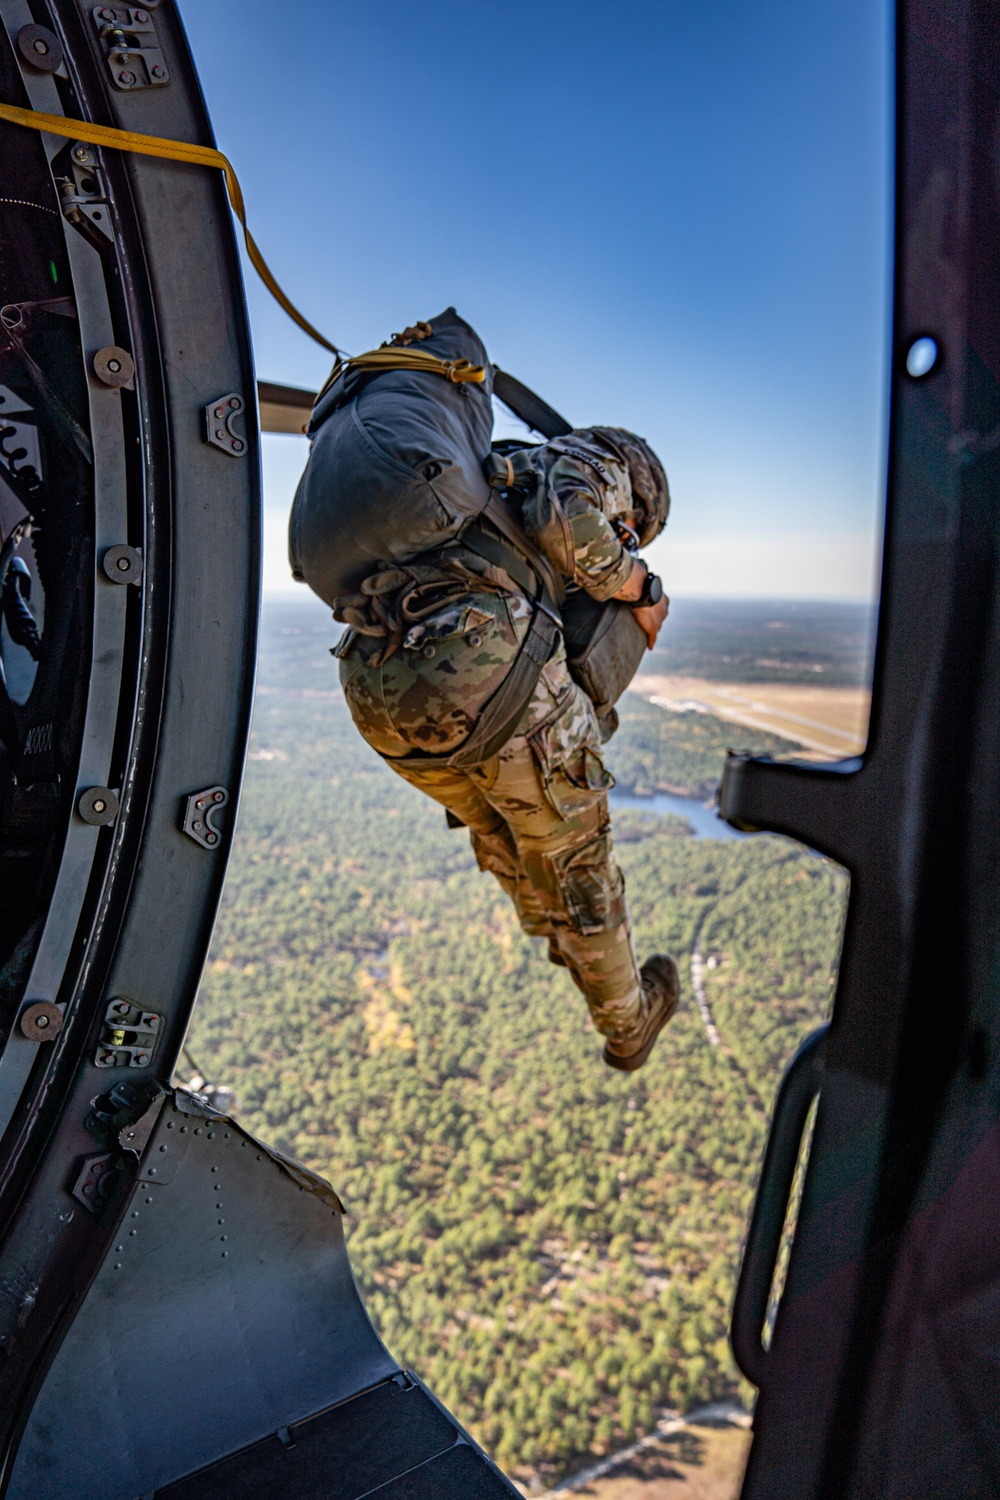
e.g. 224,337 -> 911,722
630,675 -> 871,761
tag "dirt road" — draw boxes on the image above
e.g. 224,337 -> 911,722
529,1408 -> 752,1500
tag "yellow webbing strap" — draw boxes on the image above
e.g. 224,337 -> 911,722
0,101 -> 489,387
344,347 -> 485,384
0,100 -> 341,353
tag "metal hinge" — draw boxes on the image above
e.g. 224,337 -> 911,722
94,998 -> 163,1069
91,5 -> 170,91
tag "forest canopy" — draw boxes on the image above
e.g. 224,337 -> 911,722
187,601 -> 847,1486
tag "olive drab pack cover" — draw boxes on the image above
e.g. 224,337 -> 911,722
289,309 -> 495,604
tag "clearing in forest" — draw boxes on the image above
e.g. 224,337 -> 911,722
630,674 -> 871,759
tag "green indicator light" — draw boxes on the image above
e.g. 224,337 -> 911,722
49,260 -> 58,283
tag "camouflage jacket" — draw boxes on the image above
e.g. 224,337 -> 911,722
336,439 -> 640,755
519,436 -> 636,602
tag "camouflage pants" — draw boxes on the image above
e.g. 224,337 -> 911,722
341,629 -> 643,1041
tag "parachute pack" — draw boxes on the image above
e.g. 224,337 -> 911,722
289,308 -> 657,747
289,309 -> 496,603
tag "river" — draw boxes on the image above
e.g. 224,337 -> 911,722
609,788 -> 748,841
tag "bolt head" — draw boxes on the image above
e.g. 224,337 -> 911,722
118,69 -> 135,83
116,557 -> 129,571
151,64 -> 165,78
75,147 -> 89,161
92,798 -> 106,814
32,38 -> 48,54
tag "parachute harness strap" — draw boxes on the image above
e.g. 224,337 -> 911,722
341,348 -> 485,384
0,100 -> 343,353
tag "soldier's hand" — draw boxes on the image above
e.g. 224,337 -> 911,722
633,594 -> 669,651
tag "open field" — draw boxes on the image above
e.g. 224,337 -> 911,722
629,674 -> 871,759
539,1418 -> 751,1499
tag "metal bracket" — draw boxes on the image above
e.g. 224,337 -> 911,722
182,785 -> 228,849
203,393 -> 247,456
71,1152 -> 116,1213
94,998 -> 162,1069
56,142 -> 114,244
91,5 -> 169,90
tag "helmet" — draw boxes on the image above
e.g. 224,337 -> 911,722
582,427 -> 670,546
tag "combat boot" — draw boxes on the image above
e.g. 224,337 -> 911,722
603,955 -> 680,1072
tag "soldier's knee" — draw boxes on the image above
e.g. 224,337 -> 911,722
552,831 -> 628,934
470,824 -> 519,882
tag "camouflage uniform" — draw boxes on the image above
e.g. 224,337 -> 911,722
337,438 -> 645,1042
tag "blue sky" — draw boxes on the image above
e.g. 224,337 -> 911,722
177,0 -> 892,600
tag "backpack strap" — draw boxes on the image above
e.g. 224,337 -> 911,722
463,497 -> 565,611
387,496 -> 567,772
492,369 -> 573,440
447,599 -> 560,768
